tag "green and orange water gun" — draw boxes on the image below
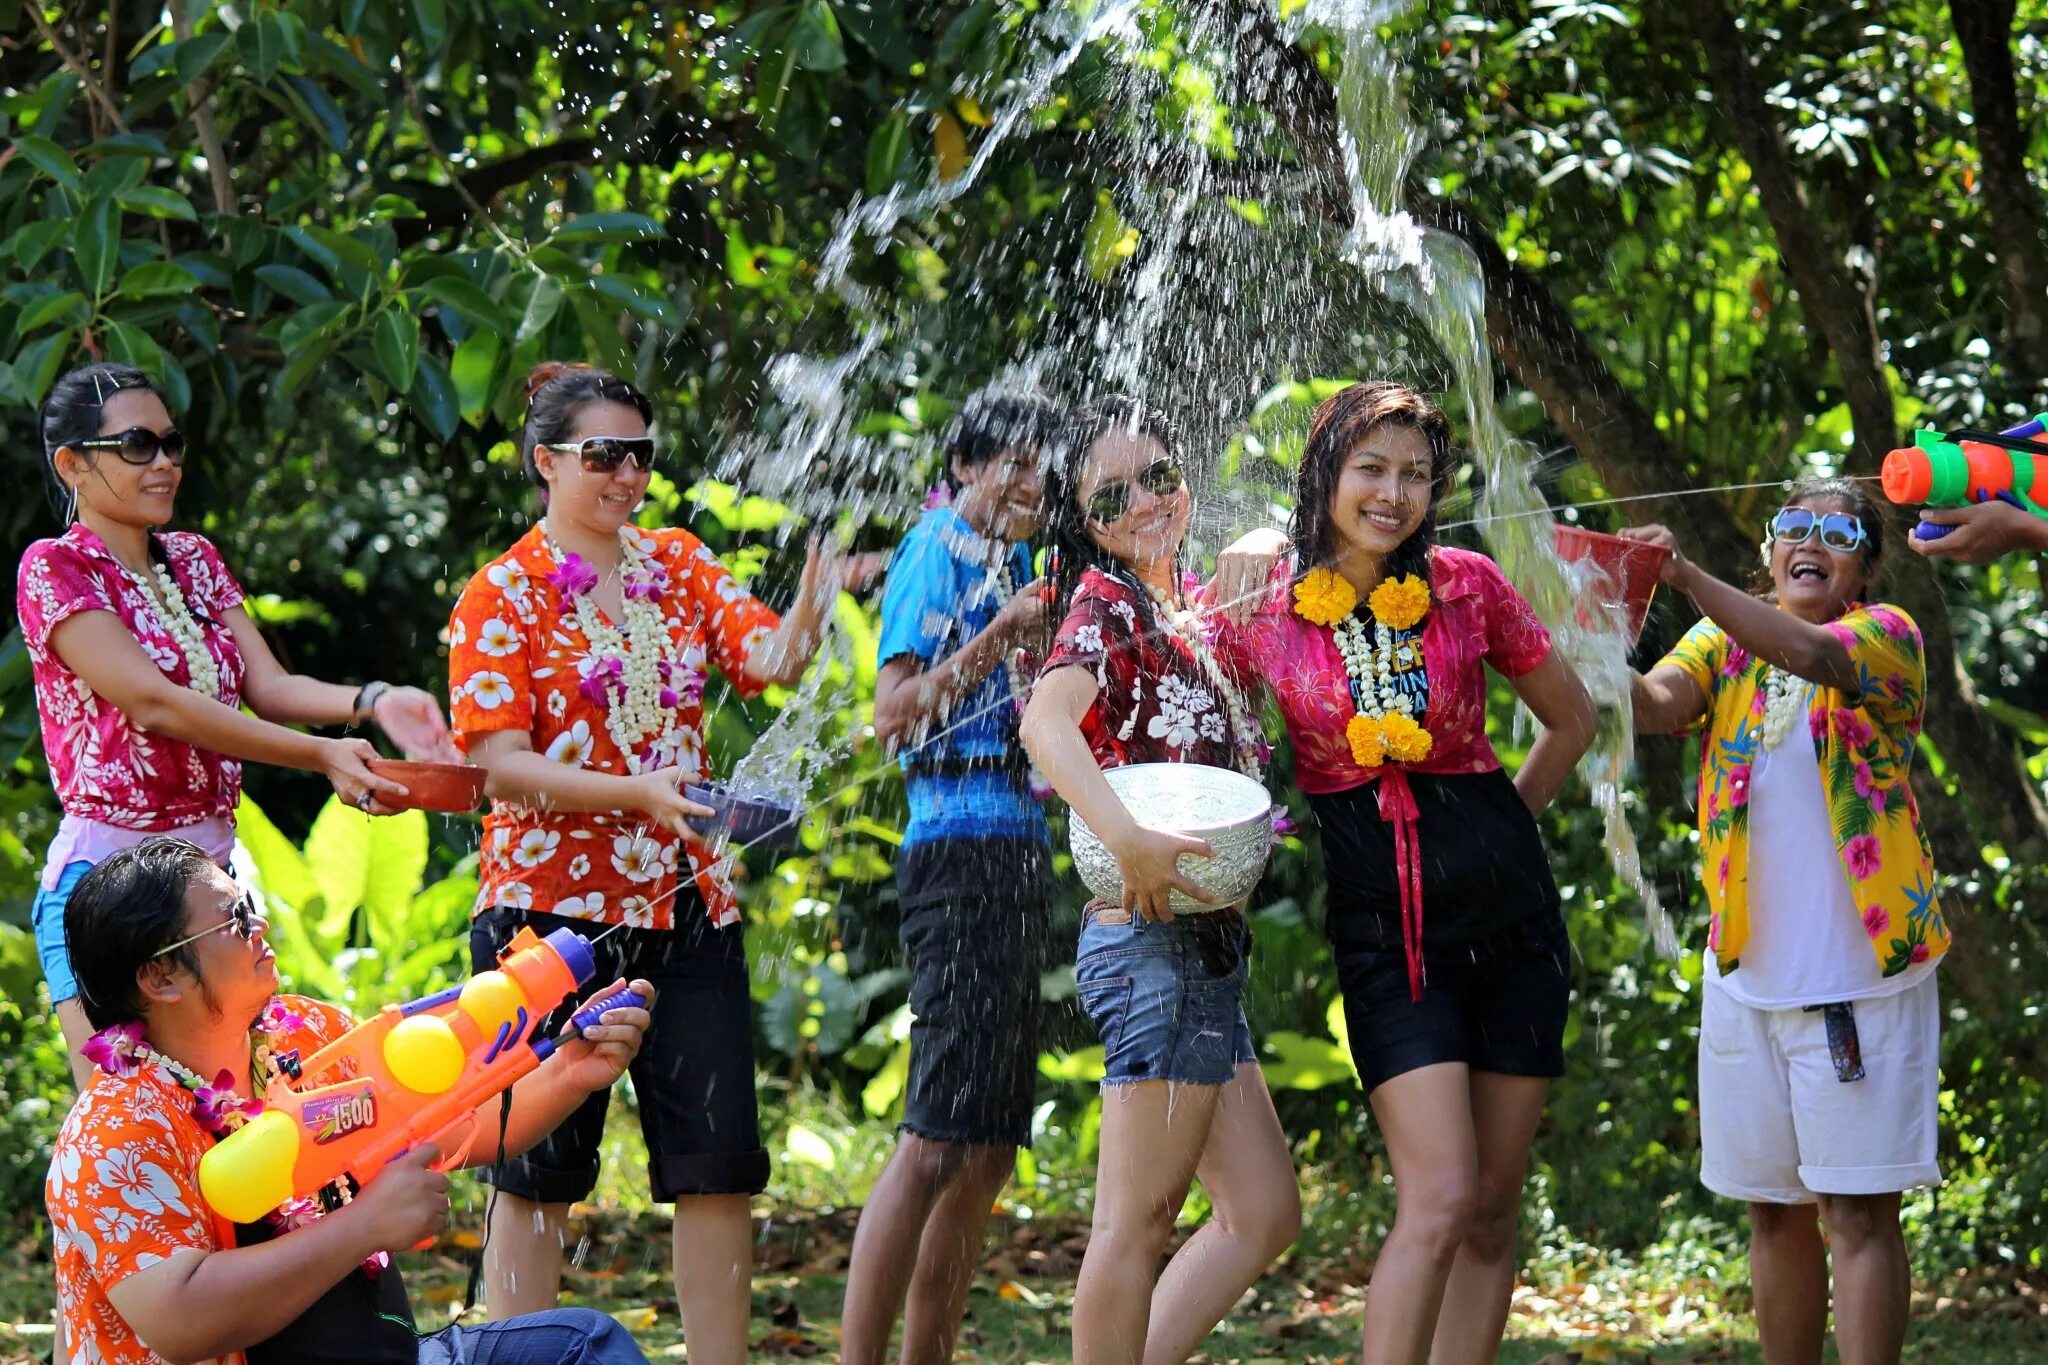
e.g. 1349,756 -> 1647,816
1881,415 -> 2048,541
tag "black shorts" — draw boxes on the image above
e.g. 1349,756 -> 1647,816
896,836 -> 1052,1147
1334,911 -> 1572,1093
468,904 -> 768,1203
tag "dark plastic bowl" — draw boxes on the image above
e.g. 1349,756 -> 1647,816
684,783 -> 801,851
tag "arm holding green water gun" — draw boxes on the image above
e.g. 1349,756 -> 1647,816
1884,415 -> 2048,562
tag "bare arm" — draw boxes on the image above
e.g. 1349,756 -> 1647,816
873,582 -> 1046,751
46,610 -> 403,807
1631,663 -> 1709,736
1910,499 -> 2048,562
226,606 -> 458,761
1621,525 -> 1857,691
466,731 -> 712,838
1507,651 -> 1599,815
1019,666 -> 1215,919
742,543 -> 889,688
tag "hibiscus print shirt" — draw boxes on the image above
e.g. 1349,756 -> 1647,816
449,524 -> 780,930
1660,602 -> 1948,977
1043,567 -> 1249,770
46,996 -> 353,1365
17,524 -> 249,829
1213,547 -> 1552,794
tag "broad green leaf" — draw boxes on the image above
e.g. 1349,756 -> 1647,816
451,327 -> 500,422
782,1122 -> 836,1169
255,263 -> 334,305
11,329 -> 75,404
837,3 -> 914,74
865,113 -> 910,195
73,198 -> 121,294
410,351 -> 458,439
283,75 -> 349,151
791,1 -> 846,71
549,212 -> 663,245
936,0 -> 995,68
276,334 -> 338,394
273,11 -> 307,66
174,31 -> 234,87
755,24 -> 802,120
84,156 -> 148,199
13,136 -> 81,189
368,193 -> 426,220
116,186 -> 198,221
859,1037 -> 911,1118
234,793 -> 320,908
303,798 -> 429,941
372,306 -> 420,390
589,273 -> 677,325
1259,1030 -> 1357,1091
725,225 -> 766,288
16,291 -> 86,332
422,275 -> 511,334
236,14 -> 287,82
120,261 -> 202,298
103,321 -> 169,382
277,300 -> 350,354
514,274 -> 564,344
12,219 -> 71,272
412,0 -> 448,52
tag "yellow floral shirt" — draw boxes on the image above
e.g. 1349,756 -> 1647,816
1661,602 -> 1948,978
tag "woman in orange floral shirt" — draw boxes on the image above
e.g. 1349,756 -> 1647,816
449,362 -> 877,1365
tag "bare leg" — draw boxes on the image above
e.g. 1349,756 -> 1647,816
1072,1080 -> 1223,1365
1359,1063 -> 1479,1365
671,1192 -> 755,1365
482,1193 -> 570,1317
1748,1202 -> 1827,1365
1816,1192 -> 1908,1365
1427,1073 -> 1550,1365
841,1136 -> 976,1365
55,998 -> 95,1092
1140,1063 -> 1301,1365
898,1146 -> 1017,1365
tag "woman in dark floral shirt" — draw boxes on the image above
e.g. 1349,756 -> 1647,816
1021,397 -> 1297,1365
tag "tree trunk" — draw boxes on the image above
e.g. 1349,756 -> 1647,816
1685,0 -> 2048,869
1949,0 -> 2048,397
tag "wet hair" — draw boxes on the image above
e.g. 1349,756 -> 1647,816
67,837 -> 218,1031
1042,395 -> 1185,623
37,363 -> 160,520
942,391 -> 1065,491
1771,475 -> 1887,600
1290,381 -> 1455,588
519,362 -> 654,490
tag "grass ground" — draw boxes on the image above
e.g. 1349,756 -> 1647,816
5,1099 -> 2043,1363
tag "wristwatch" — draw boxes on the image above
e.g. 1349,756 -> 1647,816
351,680 -> 391,729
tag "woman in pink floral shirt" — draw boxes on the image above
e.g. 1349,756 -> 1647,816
18,364 -> 451,1086
1214,382 -> 1597,1365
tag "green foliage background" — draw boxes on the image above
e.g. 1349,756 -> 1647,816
0,0 -> 2045,1310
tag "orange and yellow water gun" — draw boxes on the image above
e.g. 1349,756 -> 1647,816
198,927 -> 641,1224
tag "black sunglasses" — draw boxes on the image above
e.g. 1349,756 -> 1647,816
152,890 -> 257,959
538,436 -> 659,474
1769,506 -> 1868,553
1086,457 -> 1185,525
77,427 -> 186,467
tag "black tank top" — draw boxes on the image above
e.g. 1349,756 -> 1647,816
236,1216 -> 418,1364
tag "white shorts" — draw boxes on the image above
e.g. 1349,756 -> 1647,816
1698,972 -> 1941,1203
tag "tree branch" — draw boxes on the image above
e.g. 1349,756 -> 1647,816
1949,0 -> 2048,396
30,8 -> 128,133
167,0 -> 233,213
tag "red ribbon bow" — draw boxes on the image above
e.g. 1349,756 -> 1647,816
1374,767 -> 1426,1002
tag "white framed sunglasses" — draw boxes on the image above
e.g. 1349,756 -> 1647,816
1768,506 -> 1867,553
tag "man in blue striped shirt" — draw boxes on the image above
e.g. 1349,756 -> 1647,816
841,392 -> 1062,1365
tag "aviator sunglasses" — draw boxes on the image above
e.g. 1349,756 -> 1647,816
1768,506 -> 1868,554
151,890 -> 258,959
1086,457 -> 1185,525
76,427 -> 186,467
537,436 -> 660,474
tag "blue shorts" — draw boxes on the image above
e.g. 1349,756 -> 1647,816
30,861 -> 94,1006
1074,909 -> 1256,1087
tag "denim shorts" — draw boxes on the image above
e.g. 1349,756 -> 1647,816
1074,908 -> 1256,1087
31,861 -> 96,1006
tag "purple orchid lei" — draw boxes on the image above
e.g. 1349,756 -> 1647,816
82,999 -> 389,1274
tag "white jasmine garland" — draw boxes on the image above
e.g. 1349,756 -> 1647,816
1760,665 -> 1810,751
1332,615 -> 1413,723
547,530 -> 679,774
130,561 -> 220,699
1143,583 -> 1262,778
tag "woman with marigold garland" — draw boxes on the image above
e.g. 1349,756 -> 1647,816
448,362 -> 880,1365
1213,381 -> 1596,1365
1625,480 -> 1945,1365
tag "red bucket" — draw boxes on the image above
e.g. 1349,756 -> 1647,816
1554,525 -> 1671,644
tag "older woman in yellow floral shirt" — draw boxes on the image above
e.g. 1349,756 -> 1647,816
1627,477 -> 1944,1365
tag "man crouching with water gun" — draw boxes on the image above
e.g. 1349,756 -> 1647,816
45,837 -> 655,1365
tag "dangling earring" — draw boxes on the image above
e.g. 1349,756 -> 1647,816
64,482 -> 79,527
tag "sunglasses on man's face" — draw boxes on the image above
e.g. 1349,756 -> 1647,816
538,436 -> 659,475
1086,457 -> 1185,525
77,427 -> 186,467
1769,506 -> 1868,554
152,891 -> 258,959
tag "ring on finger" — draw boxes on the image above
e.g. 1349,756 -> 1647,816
355,790 -> 373,811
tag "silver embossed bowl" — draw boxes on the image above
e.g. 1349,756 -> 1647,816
1070,763 -> 1274,913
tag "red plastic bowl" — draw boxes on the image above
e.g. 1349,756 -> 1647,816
1554,524 -> 1671,644
364,759 -> 486,813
